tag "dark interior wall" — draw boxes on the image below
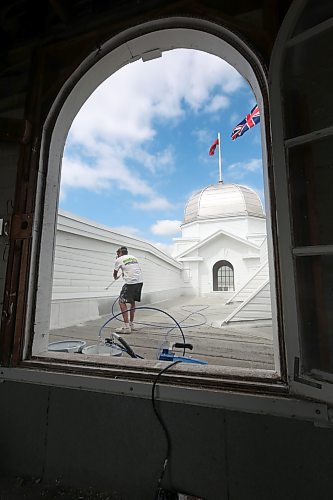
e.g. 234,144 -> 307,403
1,380 -> 333,500
0,144 -> 18,316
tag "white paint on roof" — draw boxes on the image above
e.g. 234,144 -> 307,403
183,183 -> 265,224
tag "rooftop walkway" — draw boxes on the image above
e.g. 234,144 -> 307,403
49,295 -> 274,370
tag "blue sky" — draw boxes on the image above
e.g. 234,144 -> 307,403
60,49 -> 263,254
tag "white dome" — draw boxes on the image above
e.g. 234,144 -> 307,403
183,182 -> 265,224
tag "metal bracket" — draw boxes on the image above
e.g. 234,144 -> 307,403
1,214 -> 33,240
294,357 -> 322,389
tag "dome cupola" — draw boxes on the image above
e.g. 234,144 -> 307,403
183,182 -> 264,224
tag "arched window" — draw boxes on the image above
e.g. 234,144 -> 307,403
213,261 -> 234,291
27,20 -> 272,358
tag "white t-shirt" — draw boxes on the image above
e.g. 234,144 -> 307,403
114,254 -> 143,284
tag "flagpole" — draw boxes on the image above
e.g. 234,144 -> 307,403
217,132 -> 222,183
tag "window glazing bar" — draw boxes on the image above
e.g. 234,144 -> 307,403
292,246 -> 333,256
286,17 -> 333,48
285,124 -> 333,148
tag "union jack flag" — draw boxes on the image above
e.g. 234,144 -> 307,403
231,105 -> 260,140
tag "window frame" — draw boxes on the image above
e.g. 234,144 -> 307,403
1,16 -> 300,414
270,0 -> 333,404
213,260 -> 235,291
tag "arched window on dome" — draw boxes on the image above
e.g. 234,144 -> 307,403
213,260 -> 234,292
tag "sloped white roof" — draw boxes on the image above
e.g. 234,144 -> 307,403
183,182 -> 265,224
176,227 -> 260,259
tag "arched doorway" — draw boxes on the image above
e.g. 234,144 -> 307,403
213,260 -> 234,291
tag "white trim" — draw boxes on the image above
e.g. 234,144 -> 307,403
176,227 -> 260,259
177,257 -> 204,262
269,0 -> 306,388
242,255 -> 261,260
181,214 -> 266,230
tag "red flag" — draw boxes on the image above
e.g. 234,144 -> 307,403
209,138 -> 219,156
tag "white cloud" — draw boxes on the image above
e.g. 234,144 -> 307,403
204,94 -> 230,113
150,219 -> 182,236
60,151 -> 177,213
62,49 -> 244,212
60,154 -> 154,198
60,158 -> 106,191
134,146 -> 175,175
132,197 -> 174,211
68,49 -> 243,146
227,158 -> 262,179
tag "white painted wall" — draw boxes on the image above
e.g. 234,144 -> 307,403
179,216 -> 266,241
50,211 -> 187,329
178,233 -> 261,296
172,236 -> 199,256
205,236 -> 260,294
173,201 -> 268,302
175,216 -> 267,260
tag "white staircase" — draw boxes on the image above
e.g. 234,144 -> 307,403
226,259 -> 269,304
222,278 -> 272,324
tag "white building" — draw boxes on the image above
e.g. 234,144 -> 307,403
50,211 -> 186,329
173,182 -> 268,300
49,182 -> 272,329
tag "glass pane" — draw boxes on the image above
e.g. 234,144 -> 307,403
282,27 -> 333,137
295,255 -> 333,374
292,1 -> 333,36
215,263 -> 234,291
288,136 -> 333,246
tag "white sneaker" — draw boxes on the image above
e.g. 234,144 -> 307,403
115,324 -> 131,334
129,322 -> 136,331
